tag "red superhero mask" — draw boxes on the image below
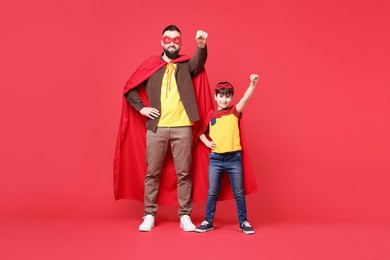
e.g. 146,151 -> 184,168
162,36 -> 182,45
215,82 -> 234,90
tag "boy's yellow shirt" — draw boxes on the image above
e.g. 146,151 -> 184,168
209,106 -> 242,153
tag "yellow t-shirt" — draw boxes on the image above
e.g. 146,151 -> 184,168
158,63 -> 192,127
209,106 -> 242,153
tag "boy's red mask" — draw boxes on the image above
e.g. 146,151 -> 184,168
162,36 -> 182,45
215,82 -> 234,91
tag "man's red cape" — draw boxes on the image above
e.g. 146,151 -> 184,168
113,55 -> 258,204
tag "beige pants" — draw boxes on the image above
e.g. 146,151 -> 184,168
144,126 -> 192,217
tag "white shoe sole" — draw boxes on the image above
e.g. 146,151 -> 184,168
180,223 -> 195,232
195,227 -> 214,233
239,228 -> 255,234
139,225 -> 153,232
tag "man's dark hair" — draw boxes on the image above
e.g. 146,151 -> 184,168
215,81 -> 235,96
162,25 -> 181,35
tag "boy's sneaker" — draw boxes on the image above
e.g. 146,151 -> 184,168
239,221 -> 255,234
139,214 -> 155,232
195,220 -> 214,233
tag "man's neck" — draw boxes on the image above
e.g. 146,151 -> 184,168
162,53 -> 173,63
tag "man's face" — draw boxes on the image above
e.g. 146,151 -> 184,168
161,30 -> 182,59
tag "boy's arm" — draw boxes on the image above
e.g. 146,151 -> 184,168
235,74 -> 259,113
199,133 -> 216,149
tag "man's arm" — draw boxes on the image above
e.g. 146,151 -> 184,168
125,89 -> 144,111
235,74 -> 259,113
188,30 -> 208,75
125,89 -> 160,119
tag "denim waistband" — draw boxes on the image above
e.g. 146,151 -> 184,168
211,151 -> 241,157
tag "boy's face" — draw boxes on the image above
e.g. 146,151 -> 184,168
215,93 -> 233,110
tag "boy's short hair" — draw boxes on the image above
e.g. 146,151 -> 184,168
162,25 -> 181,35
215,82 -> 234,96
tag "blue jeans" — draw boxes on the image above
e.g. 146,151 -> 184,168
204,151 -> 248,225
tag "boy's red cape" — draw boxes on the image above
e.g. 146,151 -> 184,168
113,55 -> 258,205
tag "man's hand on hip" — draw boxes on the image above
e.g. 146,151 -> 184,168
140,107 -> 160,119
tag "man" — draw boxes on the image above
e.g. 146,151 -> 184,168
115,25 -> 209,232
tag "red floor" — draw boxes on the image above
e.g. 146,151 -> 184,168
2,208 -> 389,260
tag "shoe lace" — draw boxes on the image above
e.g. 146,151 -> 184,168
242,221 -> 251,228
201,221 -> 209,226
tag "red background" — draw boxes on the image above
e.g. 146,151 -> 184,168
1,0 -> 389,259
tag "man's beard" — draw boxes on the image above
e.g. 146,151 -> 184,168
163,47 -> 180,59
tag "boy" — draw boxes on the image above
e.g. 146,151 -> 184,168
195,74 -> 259,234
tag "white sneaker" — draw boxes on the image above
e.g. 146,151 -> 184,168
180,215 -> 196,232
139,214 -> 154,232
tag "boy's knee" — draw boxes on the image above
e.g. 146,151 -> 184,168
233,189 -> 244,197
207,187 -> 220,197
